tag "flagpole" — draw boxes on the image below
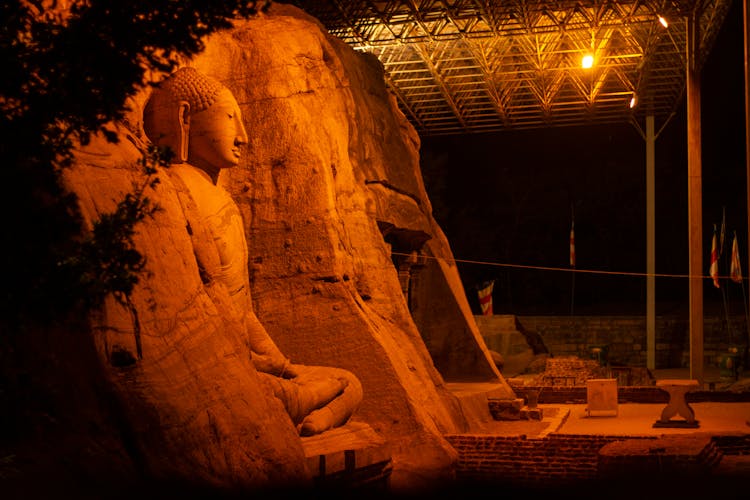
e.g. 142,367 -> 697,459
570,272 -> 575,316
720,206 -> 727,257
721,276 -> 733,345
570,206 -> 575,316
721,222 -> 732,344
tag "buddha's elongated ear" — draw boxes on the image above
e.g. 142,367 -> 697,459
177,101 -> 190,163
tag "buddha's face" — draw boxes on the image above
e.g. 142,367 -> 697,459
188,88 -> 249,173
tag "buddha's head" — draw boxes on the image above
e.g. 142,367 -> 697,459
144,67 -> 249,181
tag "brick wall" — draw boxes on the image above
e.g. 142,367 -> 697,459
445,434 -> 652,486
478,315 -> 746,368
444,433 -> 750,488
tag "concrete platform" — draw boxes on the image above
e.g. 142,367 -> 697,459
554,402 -> 750,436
449,396 -> 750,438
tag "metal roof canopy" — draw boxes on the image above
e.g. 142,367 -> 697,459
288,0 -> 731,137
288,0 -> 742,383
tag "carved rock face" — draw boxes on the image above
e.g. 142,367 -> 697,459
35,3 -> 518,494
142,66 -> 363,439
64,68 -> 312,490
189,3 -> 515,488
187,88 -> 248,174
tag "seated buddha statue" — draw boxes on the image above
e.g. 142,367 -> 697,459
143,67 -> 362,436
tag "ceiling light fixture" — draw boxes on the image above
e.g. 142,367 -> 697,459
583,30 -> 596,69
630,95 -> 637,108
658,15 -> 668,28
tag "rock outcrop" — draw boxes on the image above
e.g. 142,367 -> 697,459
64,123 -> 311,491
15,2 -> 516,495
191,3 -> 515,485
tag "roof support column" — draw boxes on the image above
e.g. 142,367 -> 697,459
646,114 -> 656,371
743,0 -> 750,363
687,10 -> 704,384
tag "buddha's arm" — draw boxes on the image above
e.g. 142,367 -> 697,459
244,312 -> 297,378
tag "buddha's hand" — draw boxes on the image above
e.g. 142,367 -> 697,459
251,352 -> 297,378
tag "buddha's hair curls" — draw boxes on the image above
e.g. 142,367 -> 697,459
152,67 -> 224,114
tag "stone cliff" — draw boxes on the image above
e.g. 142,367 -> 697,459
10,2 -> 515,495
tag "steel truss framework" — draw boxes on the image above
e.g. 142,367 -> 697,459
288,0 -> 732,136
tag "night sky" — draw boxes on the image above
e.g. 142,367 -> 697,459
420,2 -> 747,317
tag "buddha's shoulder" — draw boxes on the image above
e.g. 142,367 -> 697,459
168,164 -> 233,210
170,164 -> 210,185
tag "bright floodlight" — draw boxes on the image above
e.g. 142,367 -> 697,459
582,54 -> 594,69
630,96 -> 637,108
658,16 -> 668,28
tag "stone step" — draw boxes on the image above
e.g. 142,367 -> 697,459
300,421 -> 392,490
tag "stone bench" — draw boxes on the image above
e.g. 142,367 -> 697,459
653,379 -> 700,428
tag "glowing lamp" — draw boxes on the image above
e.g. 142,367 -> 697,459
582,54 -> 594,69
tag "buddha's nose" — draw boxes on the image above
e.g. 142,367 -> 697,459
235,118 -> 249,146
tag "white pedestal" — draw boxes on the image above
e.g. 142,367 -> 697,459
585,378 -> 618,417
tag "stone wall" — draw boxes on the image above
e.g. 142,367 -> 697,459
52,3 -> 515,493
445,433 -> 750,488
478,315 -> 748,369
445,433 -> 651,486
190,5 -> 515,488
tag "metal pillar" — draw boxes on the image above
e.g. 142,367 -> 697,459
744,0 -> 750,352
647,115 -> 656,370
687,11 -> 704,384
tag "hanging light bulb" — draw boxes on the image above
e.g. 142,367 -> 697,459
658,16 -> 668,28
582,30 -> 595,69
630,95 -> 637,108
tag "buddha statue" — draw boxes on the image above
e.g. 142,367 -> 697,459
143,67 -> 362,436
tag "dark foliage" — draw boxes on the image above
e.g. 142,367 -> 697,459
0,1 -> 271,328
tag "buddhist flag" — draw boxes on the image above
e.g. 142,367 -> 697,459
730,232 -> 742,283
709,225 -> 720,288
569,219 -> 576,267
477,280 -> 494,315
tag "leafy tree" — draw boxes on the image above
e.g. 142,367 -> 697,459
0,0 -> 271,328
